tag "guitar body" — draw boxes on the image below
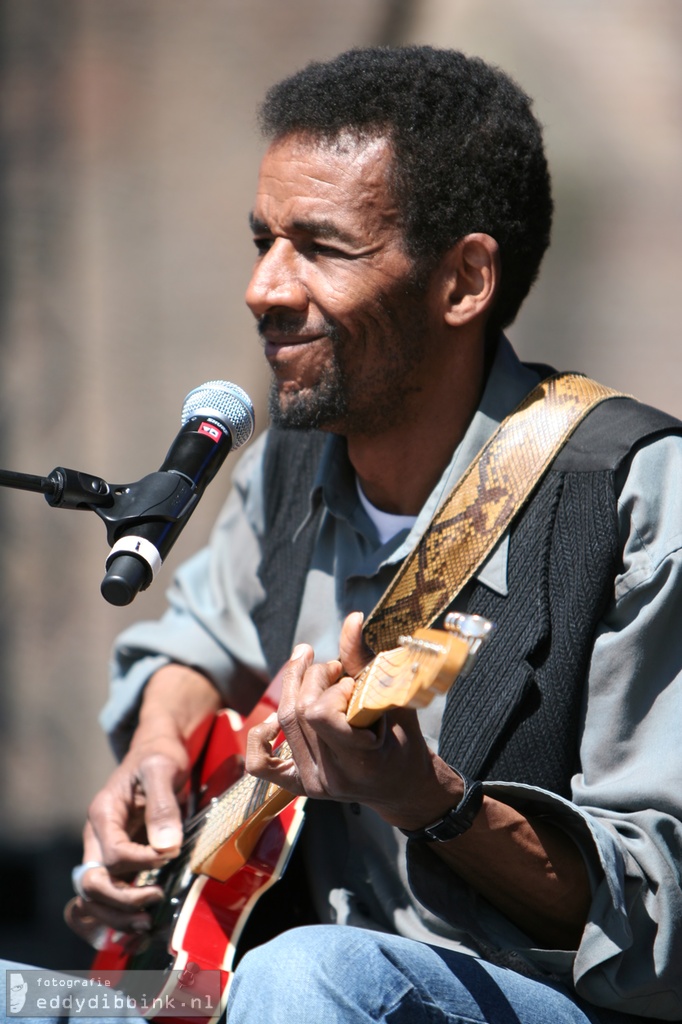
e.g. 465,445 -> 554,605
92,704 -> 306,1023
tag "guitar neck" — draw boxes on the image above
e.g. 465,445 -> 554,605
190,739 -> 293,874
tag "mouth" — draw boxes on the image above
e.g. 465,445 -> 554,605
261,333 -> 327,362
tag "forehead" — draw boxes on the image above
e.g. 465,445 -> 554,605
252,132 -> 400,234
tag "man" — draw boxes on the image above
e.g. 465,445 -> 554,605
67,47 -> 682,1022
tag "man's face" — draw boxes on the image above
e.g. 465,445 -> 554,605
246,132 -> 435,435
10,973 -> 27,1013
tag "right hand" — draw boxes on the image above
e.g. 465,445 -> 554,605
66,664 -> 222,943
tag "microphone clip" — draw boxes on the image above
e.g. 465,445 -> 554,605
42,466 -> 199,547
92,471 -> 199,547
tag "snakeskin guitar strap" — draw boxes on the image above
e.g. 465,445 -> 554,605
362,373 -> 624,654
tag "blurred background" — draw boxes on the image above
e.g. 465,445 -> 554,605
0,0 -> 680,967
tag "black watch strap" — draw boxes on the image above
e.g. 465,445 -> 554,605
399,769 -> 483,842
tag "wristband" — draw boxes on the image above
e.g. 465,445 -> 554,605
399,768 -> 483,842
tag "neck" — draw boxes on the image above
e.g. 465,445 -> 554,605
347,342 -> 488,516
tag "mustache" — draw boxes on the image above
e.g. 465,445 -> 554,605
257,312 -> 340,340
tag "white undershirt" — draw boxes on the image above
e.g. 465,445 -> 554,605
355,477 -> 417,545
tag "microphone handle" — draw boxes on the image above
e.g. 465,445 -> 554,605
100,515 -> 187,606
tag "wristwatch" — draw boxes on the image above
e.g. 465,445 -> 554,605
399,768 -> 483,842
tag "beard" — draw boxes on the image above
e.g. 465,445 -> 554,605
261,282 -> 430,436
267,365 -> 349,431
264,315 -> 351,431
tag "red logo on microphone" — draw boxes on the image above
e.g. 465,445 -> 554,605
198,421 -> 222,443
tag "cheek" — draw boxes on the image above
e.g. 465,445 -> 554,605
311,262 -> 400,321
312,274 -> 358,321
317,278 -> 391,334
312,264 -> 421,356
339,295 -> 400,347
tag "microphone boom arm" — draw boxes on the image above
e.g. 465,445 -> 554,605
0,465 -> 114,509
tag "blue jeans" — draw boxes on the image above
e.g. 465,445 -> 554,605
227,925 -> 627,1024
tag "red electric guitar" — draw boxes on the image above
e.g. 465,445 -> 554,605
90,612 -> 493,1022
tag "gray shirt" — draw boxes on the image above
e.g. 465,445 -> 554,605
102,338 -> 682,1019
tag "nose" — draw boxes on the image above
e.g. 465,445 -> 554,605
245,239 -> 308,318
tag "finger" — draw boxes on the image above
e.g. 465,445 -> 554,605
81,819 -> 104,863
64,898 -> 111,950
280,647 -> 348,716
138,754 -> 185,856
277,644 -> 323,743
64,896 -> 152,946
338,611 -> 373,678
278,644 -> 315,713
280,654 -> 350,750
248,710 -> 281,747
74,819 -> 165,928
88,786 -> 167,873
73,860 -> 164,911
300,672 -> 382,750
245,712 -> 305,794
280,647 -> 360,755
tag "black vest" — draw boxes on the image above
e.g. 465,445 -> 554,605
252,397 -> 682,797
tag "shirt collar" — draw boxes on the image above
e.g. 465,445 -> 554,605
299,336 -> 542,595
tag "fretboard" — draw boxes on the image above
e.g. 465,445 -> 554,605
190,740 -> 292,870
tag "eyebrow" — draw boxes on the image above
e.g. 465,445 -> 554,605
248,212 -> 360,248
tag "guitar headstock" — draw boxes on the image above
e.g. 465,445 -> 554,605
345,612 -> 494,727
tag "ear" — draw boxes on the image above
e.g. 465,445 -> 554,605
437,233 -> 500,328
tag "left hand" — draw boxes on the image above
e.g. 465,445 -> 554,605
245,612 -> 464,830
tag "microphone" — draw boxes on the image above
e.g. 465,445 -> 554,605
100,380 -> 255,606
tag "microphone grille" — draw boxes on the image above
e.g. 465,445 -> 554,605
181,380 -> 255,451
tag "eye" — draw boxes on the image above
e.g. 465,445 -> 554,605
305,240 -> 357,260
253,237 -> 273,256
308,242 -> 338,256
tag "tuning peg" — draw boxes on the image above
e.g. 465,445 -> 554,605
398,635 -> 447,655
443,612 -> 495,677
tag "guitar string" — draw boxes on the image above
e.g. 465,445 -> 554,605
160,769 -> 263,865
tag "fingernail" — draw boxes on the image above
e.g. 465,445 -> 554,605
153,826 -> 181,852
290,644 -> 308,661
131,917 -> 151,932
